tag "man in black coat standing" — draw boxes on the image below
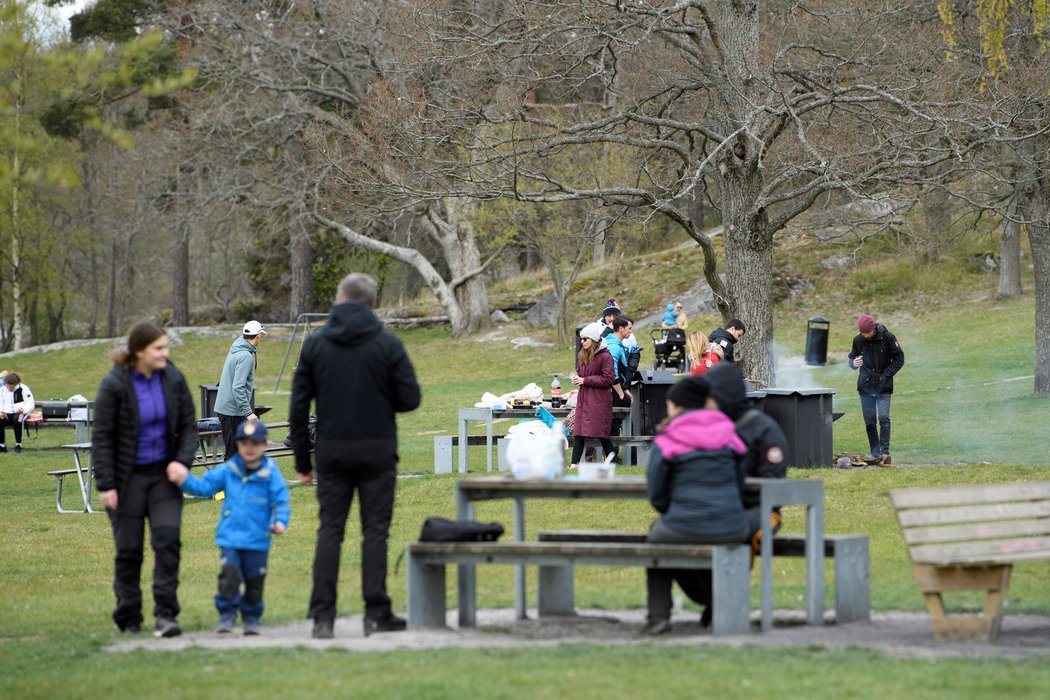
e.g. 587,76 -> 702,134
290,273 -> 422,639
848,314 -> 905,466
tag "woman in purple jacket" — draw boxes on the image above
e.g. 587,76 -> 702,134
93,321 -> 198,637
568,322 -> 616,468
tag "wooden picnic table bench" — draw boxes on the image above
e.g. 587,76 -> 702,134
534,529 -> 869,624
890,480 -> 1050,641
407,540 -> 752,636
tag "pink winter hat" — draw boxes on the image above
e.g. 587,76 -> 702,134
857,315 -> 876,333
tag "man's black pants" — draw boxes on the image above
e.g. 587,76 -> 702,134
308,441 -> 397,623
107,461 -> 183,630
216,413 -> 248,461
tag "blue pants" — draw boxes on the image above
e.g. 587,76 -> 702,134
216,548 -> 269,622
860,393 -> 892,456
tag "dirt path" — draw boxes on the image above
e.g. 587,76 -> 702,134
105,608 -> 1050,660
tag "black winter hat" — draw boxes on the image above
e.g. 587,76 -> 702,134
666,376 -> 710,410
705,362 -> 748,420
602,297 -> 621,318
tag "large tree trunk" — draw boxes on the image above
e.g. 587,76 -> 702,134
172,161 -> 190,326
315,203 -> 491,337
430,200 -> 491,336
997,197 -> 1023,299
289,214 -> 314,319
720,173 -> 775,387
712,1 -> 775,387
1023,178 -> 1050,394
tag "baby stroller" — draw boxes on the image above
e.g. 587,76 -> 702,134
650,328 -> 687,373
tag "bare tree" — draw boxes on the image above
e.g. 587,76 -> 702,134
161,1 -> 497,334
361,1 -> 972,385
931,5 -> 1050,390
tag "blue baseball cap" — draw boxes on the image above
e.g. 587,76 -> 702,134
235,420 -> 269,443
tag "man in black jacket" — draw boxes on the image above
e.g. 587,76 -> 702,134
705,363 -> 789,555
848,314 -> 905,466
290,273 -> 421,639
708,319 -> 746,363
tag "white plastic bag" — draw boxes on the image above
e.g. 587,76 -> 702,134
506,420 -> 566,480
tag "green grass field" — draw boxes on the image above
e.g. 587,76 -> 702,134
2,250 -> 1050,697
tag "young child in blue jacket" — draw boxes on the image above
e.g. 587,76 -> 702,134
167,420 -> 290,635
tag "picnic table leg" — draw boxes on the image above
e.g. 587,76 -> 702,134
456,488 -> 477,627
514,497 -> 527,619
804,500 -> 825,626
407,551 -> 448,630
458,411 -> 470,474
72,451 -> 92,513
711,546 -> 751,636
760,492 -> 774,631
485,415 -> 494,472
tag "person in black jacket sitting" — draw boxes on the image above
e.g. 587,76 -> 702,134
290,273 -> 422,640
705,362 -> 789,556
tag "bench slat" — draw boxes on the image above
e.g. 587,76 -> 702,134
536,529 -> 864,558
909,536 -> 1050,566
410,541 -> 718,559
896,500 -> 1050,527
901,519 -> 1050,545
890,481 -> 1050,508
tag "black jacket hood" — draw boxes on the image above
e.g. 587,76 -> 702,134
321,300 -> 384,347
705,362 -> 749,420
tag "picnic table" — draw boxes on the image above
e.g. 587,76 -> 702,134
454,405 -> 632,473
48,420 -> 308,514
452,475 -> 828,631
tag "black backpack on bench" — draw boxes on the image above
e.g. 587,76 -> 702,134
419,516 -> 504,542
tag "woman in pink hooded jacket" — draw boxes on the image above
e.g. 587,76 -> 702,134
641,375 -> 748,636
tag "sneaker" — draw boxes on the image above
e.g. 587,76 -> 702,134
363,613 -> 407,637
639,618 -> 672,637
312,618 -> 334,639
216,615 -> 236,634
243,619 -> 261,636
13,445 -> 21,454
0,446 -> 6,453
121,622 -> 142,634
154,617 -> 182,638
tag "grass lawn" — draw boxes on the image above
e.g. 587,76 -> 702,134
2,259 -> 1050,696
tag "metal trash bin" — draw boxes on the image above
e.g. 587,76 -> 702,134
746,390 -> 767,414
805,316 -> 830,366
199,384 -> 257,420
761,387 -> 836,467
632,369 -> 676,436
199,384 -> 220,420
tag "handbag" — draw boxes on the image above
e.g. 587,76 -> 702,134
419,516 -> 504,542
563,405 -> 576,434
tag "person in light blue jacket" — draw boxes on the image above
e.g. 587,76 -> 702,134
167,420 -> 290,635
214,320 -> 266,461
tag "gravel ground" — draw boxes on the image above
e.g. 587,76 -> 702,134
105,608 -> 1050,660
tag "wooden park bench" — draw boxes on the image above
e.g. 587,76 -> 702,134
406,540 -> 752,636
890,480 -> 1050,641
534,529 -> 869,624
